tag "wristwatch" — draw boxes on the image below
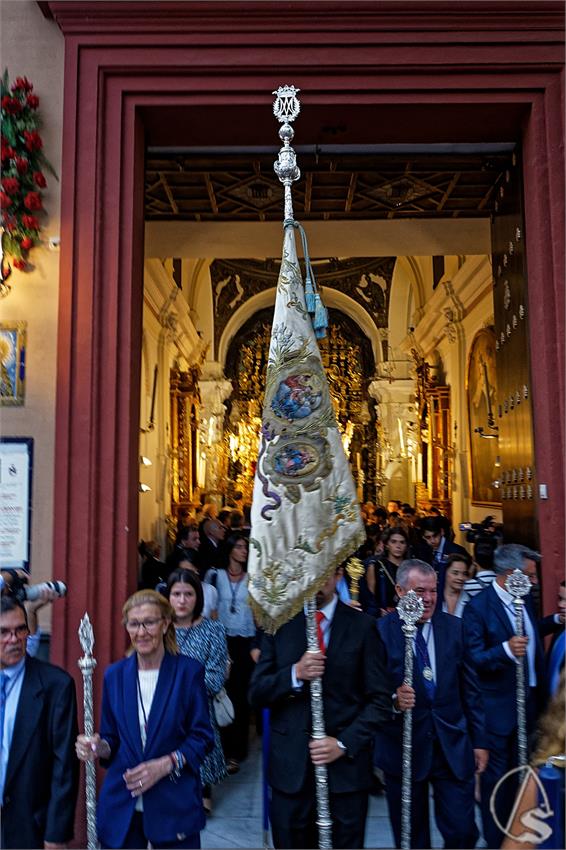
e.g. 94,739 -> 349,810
336,739 -> 348,755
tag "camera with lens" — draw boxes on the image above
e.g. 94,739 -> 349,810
459,522 -> 485,544
4,571 -> 67,602
459,516 -> 502,570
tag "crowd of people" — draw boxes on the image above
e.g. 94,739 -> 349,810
0,496 -> 564,849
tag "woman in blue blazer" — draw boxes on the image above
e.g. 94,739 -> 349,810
76,590 -> 214,849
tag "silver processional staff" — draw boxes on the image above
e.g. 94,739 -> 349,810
78,613 -> 98,850
505,568 -> 532,770
397,589 -> 425,850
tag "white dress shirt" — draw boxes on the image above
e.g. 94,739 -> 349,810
493,580 -> 537,686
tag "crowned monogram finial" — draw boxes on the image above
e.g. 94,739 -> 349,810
273,85 -> 301,222
272,85 -> 301,125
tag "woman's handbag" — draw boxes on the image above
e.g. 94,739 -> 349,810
213,687 -> 235,727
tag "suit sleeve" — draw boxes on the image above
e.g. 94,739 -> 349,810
44,674 -> 80,844
538,614 -> 561,638
177,663 -> 214,773
463,602 -> 514,672
99,669 -> 121,765
460,652 -> 489,749
248,631 -> 300,709
338,621 -> 393,758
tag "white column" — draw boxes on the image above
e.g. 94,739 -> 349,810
198,362 -> 233,496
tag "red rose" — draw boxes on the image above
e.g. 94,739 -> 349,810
23,130 -> 43,152
26,94 -> 40,109
20,236 -> 34,250
15,156 -> 29,174
33,171 -> 47,188
1,143 -> 15,161
24,191 -> 43,211
21,214 -> 40,230
0,191 -> 12,209
1,96 -> 22,114
12,77 -> 33,92
13,258 -> 27,270
1,177 -> 19,195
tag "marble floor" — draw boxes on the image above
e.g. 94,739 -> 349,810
201,730 -> 475,849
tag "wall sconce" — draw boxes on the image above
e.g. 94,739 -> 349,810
139,483 -> 152,493
140,455 -> 152,466
474,427 -> 498,440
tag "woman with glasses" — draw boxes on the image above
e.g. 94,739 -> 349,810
166,568 -> 228,814
75,590 -> 213,849
205,534 -> 255,775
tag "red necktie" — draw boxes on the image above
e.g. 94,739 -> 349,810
315,610 -> 326,651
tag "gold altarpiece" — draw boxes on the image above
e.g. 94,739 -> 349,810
413,351 -> 453,518
224,307 -> 377,504
169,366 -> 200,519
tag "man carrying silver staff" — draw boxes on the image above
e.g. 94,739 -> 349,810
463,544 -> 558,849
249,565 -> 392,849
375,560 -> 488,849
247,85 -> 383,849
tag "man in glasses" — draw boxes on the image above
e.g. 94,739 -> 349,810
0,596 -> 79,849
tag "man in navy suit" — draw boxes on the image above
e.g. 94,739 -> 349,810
374,559 -> 488,849
249,569 -> 392,849
0,595 -> 79,849
417,517 -> 468,598
463,543 -> 546,849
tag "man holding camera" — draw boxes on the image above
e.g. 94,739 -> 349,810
0,595 -> 79,849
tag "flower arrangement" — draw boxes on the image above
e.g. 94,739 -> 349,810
1,69 -> 57,278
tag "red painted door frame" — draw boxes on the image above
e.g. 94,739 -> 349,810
44,2 -> 564,683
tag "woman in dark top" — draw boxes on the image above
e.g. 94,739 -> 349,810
366,526 -> 409,615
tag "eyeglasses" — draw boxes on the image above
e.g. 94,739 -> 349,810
125,617 -> 163,634
0,624 -> 29,640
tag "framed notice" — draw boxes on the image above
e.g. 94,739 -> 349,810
0,437 -> 33,569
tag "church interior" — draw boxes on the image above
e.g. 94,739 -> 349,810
138,142 -> 512,551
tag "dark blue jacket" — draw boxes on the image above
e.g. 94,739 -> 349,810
462,582 -> 546,735
97,652 -> 214,848
374,610 -> 487,782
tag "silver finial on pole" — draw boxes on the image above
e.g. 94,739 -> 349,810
397,590 -> 425,850
78,613 -> 98,850
273,85 -> 301,223
505,569 -> 531,769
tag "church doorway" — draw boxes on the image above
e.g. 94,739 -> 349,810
46,1 -> 564,674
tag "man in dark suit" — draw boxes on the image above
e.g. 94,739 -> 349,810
375,559 -> 488,849
463,543 -> 547,849
196,518 -> 227,577
417,516 -> 468,600
249,568 -> 392,849
0,595 -> 79,849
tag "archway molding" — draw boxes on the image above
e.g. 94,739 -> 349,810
44,0 -> 564,675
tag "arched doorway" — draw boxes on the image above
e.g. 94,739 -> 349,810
44,1 -> 564,675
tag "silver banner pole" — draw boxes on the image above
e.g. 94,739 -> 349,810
78,613 -> 98,850
397,590 -> 424,850
272,84 -> 332,850
505,569 -> 532,770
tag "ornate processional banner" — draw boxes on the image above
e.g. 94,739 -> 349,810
247,225 -> 365,633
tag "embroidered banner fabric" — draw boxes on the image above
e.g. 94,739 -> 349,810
247,225 -> 365,632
